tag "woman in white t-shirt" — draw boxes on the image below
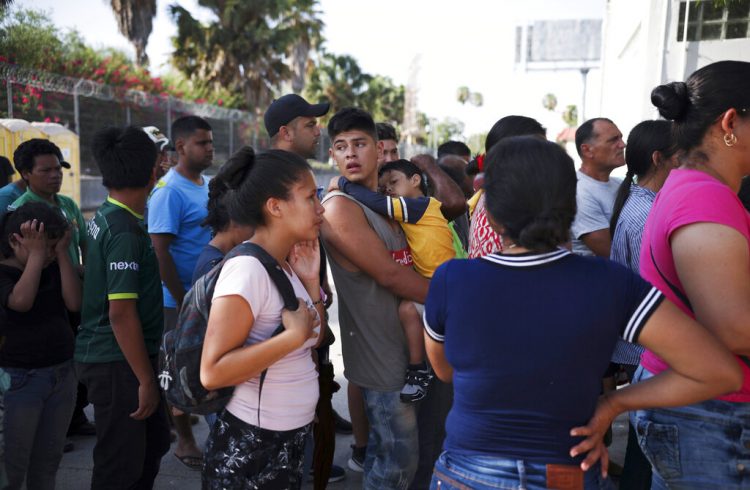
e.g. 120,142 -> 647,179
200,149 -> 325,489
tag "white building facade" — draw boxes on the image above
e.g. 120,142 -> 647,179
599,0 -> 750,135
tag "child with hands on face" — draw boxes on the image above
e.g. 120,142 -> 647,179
0,202 -> 81,490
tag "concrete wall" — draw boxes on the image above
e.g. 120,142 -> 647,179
599,0 -> 750,143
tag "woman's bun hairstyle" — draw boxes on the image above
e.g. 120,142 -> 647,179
225,149 -> 311,228
650,61 -> 750,152
222,146 -> 256,190
651,82 -> 690,121
203,146 -> 256,233
484,136 -> 576,252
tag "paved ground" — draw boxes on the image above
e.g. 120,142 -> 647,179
55,283 -> 628,489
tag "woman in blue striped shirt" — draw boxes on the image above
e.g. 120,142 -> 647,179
610,120 -> 679,272
608,120 -> 678,489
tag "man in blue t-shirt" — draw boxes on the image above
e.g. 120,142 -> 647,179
147,115 -> 213,469
0,155 -> 26,216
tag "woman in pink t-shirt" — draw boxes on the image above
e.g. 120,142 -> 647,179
634,61 -> 750,488
200,149 -> 325,489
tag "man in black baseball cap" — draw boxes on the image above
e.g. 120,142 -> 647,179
265,94 -> 329,159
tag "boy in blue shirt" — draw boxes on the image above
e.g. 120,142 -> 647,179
147,115 -> 213,469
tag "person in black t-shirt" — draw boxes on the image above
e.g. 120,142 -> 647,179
0,202 -> 81,490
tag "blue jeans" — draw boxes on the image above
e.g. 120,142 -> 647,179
361,387 -> 419,489
430,451 -> 613,490
3,360 -> 77,490
632,365 -> 750,489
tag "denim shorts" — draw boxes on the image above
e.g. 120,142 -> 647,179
632,365 -> 750,489
430,451 -> 613,490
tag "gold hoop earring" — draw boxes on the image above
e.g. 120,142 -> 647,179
724,133 -> 738,147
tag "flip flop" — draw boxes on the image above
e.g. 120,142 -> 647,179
174,453 -> 203,471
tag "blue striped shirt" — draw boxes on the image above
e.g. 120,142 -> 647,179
610,184 -> 655,365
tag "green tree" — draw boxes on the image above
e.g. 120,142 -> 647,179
109,0 -> 156,66
0,5 -> 245,123
457,86 -> 483,107
0,8 -> 66,70
467,132 -> 487,155
304,53 -> 371,120
456,86 -> 470,104
169,0 -> 324,110
542,93 -> 558,111
434,117 -> 465,143
304,53 -> 405,125
563,104 -> 578,127
358,74 -> 404,124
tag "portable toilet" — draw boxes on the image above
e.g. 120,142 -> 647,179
31,122 -> 81,204
0,119 -> 46,180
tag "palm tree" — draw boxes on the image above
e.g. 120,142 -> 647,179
109,0 -> 156,66
169,0 -> 323,110
287,0 -> 324,93
304,53 -> 405,125
304,53 -> 371,119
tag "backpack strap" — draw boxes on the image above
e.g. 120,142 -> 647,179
650,245 -> 750,372
650,245 -> 693,312
226,242 -> 299,310
224,241 -> 304,425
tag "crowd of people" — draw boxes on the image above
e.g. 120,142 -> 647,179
0,59 -> 749,490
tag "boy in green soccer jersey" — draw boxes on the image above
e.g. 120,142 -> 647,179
75,126 -> 170,489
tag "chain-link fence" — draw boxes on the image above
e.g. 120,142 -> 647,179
0,62 -> 265,174
0,63 -> 433,209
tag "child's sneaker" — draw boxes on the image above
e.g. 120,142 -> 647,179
348,444 -> 366,473
400,365 -> 432,403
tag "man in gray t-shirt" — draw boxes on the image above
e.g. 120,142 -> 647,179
571,118 -> 626,256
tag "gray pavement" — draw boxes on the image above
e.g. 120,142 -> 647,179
55,285 -> 628,489
56,324 -> 361,490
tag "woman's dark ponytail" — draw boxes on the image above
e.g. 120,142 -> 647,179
203,146 -> 256,233
609,120 -> 675,236
226,149 -> 311,227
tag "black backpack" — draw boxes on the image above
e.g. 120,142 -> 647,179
158,242 -> 299,415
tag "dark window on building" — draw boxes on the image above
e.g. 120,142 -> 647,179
677,0 -> 750,41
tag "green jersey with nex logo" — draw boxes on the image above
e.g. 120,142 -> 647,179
75,197 -> 163,363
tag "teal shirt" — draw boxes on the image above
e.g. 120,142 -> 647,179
0,182 -> 24,215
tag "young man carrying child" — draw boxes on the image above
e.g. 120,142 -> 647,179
75,126 -> 170,489
330,159 -> 458,402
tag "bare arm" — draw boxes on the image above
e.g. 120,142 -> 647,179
77,208 -> 87,266
6,220 -> 46,312
580,229 -> 611,257
570,298 -> 743,471
109,299 -> 160,420
200,295 -> 316,390
149,233 -> 185,307
55,230 -> 81,311
671,222 -> 750,355
321,195 -> 429,303
411,154 -> 467,220
425,335 -> 452,382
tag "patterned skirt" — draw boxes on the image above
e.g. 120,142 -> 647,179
202,409 -> 311,490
